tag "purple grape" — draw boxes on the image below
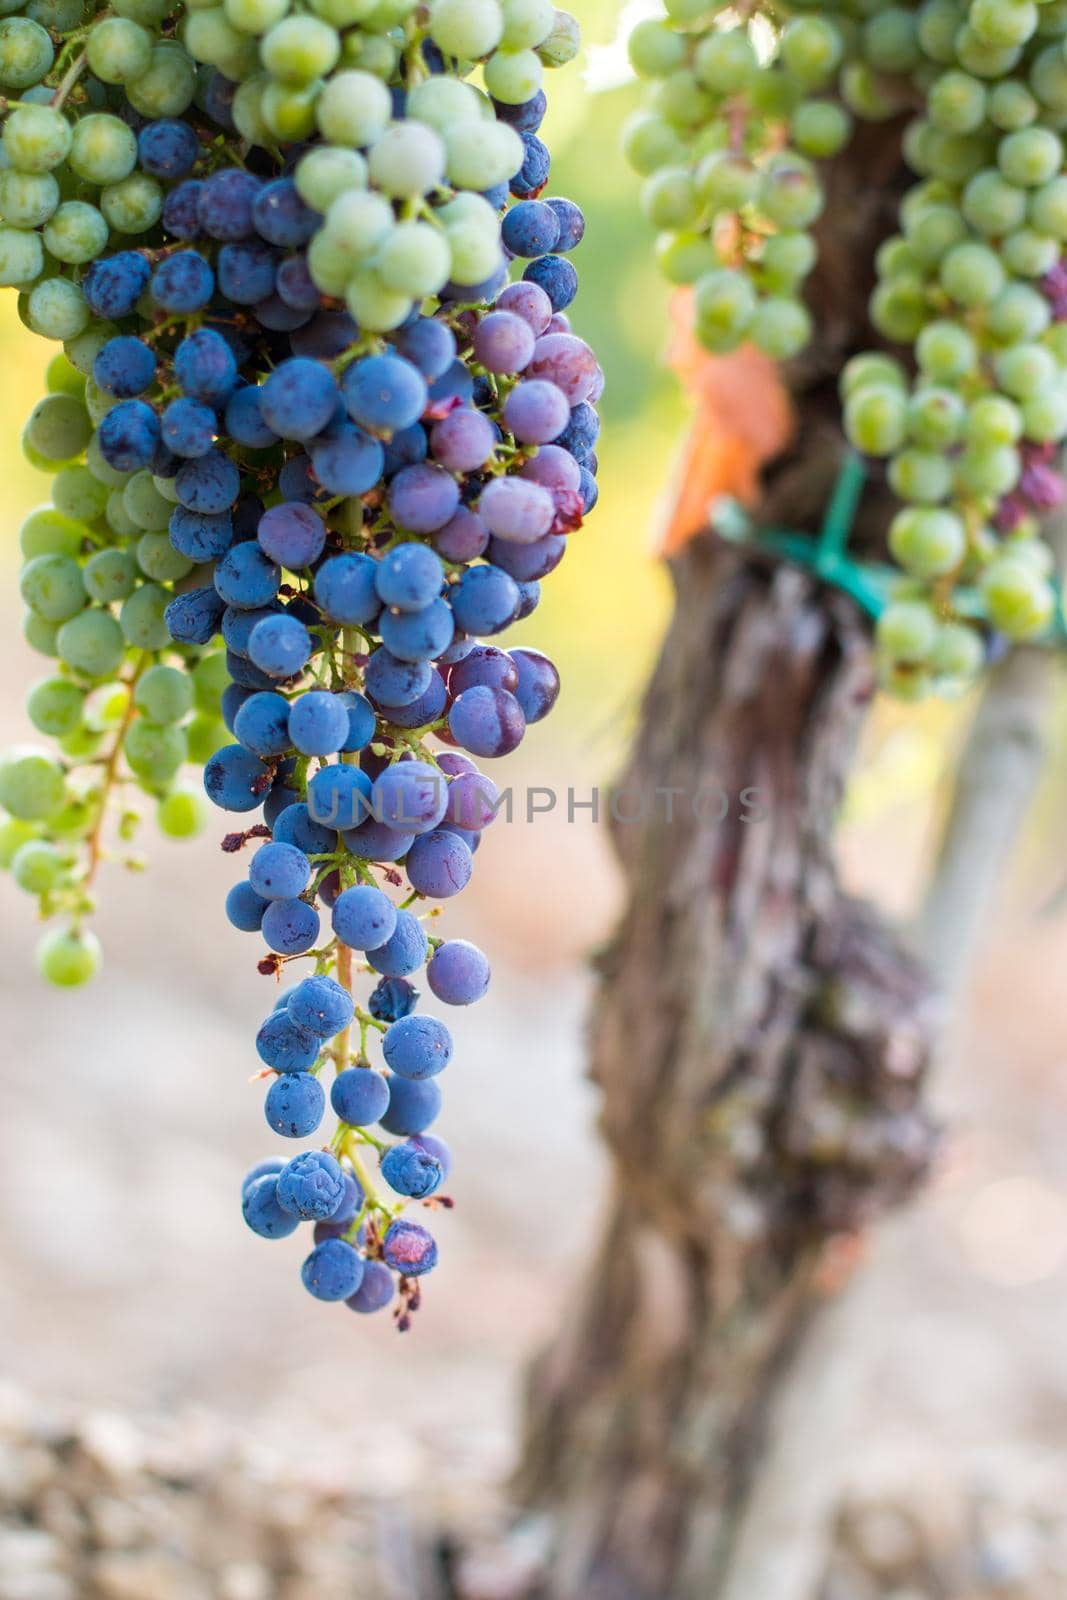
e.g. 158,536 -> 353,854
429,407 -> 497,471
488,531 -> 565,580
509,646 -> 560,723
472,310 -> 536,374
494,279 -> 553,335
526,332 -> 599,403
433,507 -> 490,563
388,462 -> 461,533
257,502 -> 326,568
445,770 -> 501,829
450,645 -> 518,695
448,686 -> 525,758
405,829 -> 473,898
478,476 -> 555,544
502,378 -> 570,444
427,939 -> 491,1005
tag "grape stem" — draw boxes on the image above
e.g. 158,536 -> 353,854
84,652 -> 149,889
50,48 -> 88,110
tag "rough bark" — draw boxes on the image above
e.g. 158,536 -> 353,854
512,542 -> 938,1600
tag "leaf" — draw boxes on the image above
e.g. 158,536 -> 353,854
656,288 -> 795,556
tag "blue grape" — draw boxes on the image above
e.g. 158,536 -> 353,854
405,829 -> 473,898
94,336 -> 157,397
272,802 -> 336,856
307,423 -> 385,496
83,250 -> 150,318
511,134 -> 550,197
249,841 -> 311,900
377,669 -> 447,729
214,541 -> 280,608
242,1173 -> 301,1238
162,179 -> 202,239
546,197 -> 585,251
450,564 -> 520,635
382,1013 -> 452,1079
259,357 -> 339,441
288,975 -> 354,1038
234,690 -> 292,758
331,884 -> 397,951
175,329 -> 238,404
151,250 -> 214,312
226,879 -> 269,932
218,240 -> 277,305
368,975 -> 419,1022
364,647 -> 431,708
314,552 -> 381,625
257,502 -> 325,568
248,613 -> 312,678
261,897 -> 320,955
138,118 -> 199,178
379,1072 -> 441,1135
331,1066 -> 391,1126
426,939 -> 490,1005
382,1218 -> 437,1276
346,1258 -> 394,1313
256,1009 -> 320,1071
493,89 -> 546,133
390,317 -> 456,381
381,1138 -> 443,1198
338,691 -> 375,751
252,177 -> 317,247
301,1237 -> 364,1301
372,760 -> 447,834
161,398 -> 216,459
99,400 -> 160,471
342,353 -> 427,435
375,543 -> 444,612
242,1157 -> 287,1194
342,816 -> 415,864
165,585 -> 226,645
277,1150 -> 345,1219
265,1071 -> 325,1137
523,253 -> 578,311
307,762 -> 372,831
379,595 -> 454,662
225,384 -> 280,449
197,167 -> 260,240
288,690 -> 350,757
502,199 -> 560,257
368,909 -> 428,976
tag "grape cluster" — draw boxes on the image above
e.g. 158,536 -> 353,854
625,0 -> 1067,699
0,0 -> 597,1318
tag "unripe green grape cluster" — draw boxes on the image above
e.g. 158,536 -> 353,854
843,0 -> 1067,698
1,352 -> 220,984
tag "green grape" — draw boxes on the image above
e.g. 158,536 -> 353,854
994,341 -> 1057,398
296,151 -> 364,216
1028,175 -> 1067,238
875,237 -> 920,283
841,61 -> 907,121
484,46 -> 543,103
28,395 -> 95,463
695,150 -> 758,212
321,186 -> 394,261
84,547 -> 139,603
907,387 -> 967,448
114,0 -> 172,25
183,8 -> 260,76
791,101 -> 851,159
345,266 -> 411,331
862,5 -> 919,71
26,676 -> 84,737
655,230 -> 718,285
760,231 -> 816,291
921,318 -> 979,380
52,466 -> 109,525
86,379 -> 120,429
870,276 -> 927,342
443,118 -> 521,189
844,385 -> 908,456
0,226 -> 43,288
641,167 -> 699,230
921,128 -> 992,183
887,449 -> 954,505
86,16 -> 154,81
368,120 -> 446,197
315,67 -> 395,145
134,664 -> 193,724
0,16 -> 53,87
876,600 -> 938,664
59,725 -> 105,761
56,607 -> 126,677
1000,228 -> 1058,277
0,750 -> 65,821
1021,387 -> 1067,443
405,75 -> 484,134
961,168 -> 1026,235
748,67 -> 801,122
20,506 -> 85,560
917,0 -> 964,65
928,70 -> 987,133
693,29 -> 756,95
136,531 -> 194,582
998,127 -> 1063,187
429,0 -> 502,58
499,0 -> 552,46
23,613 -> 59,657
308,0 -> 375,23
27,278 -> 89,342
122,471 -> 170,532
966,394 -> 1023,447
186,714 -> 227,763
649,71 -> 714,132
906,203 -> 966,265
749,297 -> 812,361
987,282 -> 1050,341
981,557 -> 1054,638
191,650 -> 229,713
621,112 -> 688,177
627,17 -> 685,79
69,114 -> 138,185
223,0 -> 290,31
759,156 -> 823,229
446,210 -> 501,283
779,14 -> 843,88
20,553 -> 86,622
888,506 -> 965,576
261,12 -> 340,80
85,433 -> 131,489
46,354 -> 87,399
988,80 -> 1037,130
157,786 -> 209,838
12,838 -> 64,894
954,443 -> 1020,496
969,0 -> 1037,48
692,267 -> 756,353
931,621 -> 984,680
126,43 -> 197,117
0,170 -> 58,226
102,172 -> 164,234
43,201 -> 109,264
120,583 -> 171,650
954,26 -> 1021,80
261,80 -> 320,142
841,352 -> 908,398
36,926 -> 101,987
124,719 -> 186,785
83,681 -> 130,731
537,7 -> 578,66
341,32 -> 398,77
939,240 -> 1005,307
1030,44 -> 1067,113
0,816 -> 41,868
373,220 -> 451,297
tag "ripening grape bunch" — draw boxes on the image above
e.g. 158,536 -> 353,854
0,0 -> 599,1322
624,0 -> 1067,700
